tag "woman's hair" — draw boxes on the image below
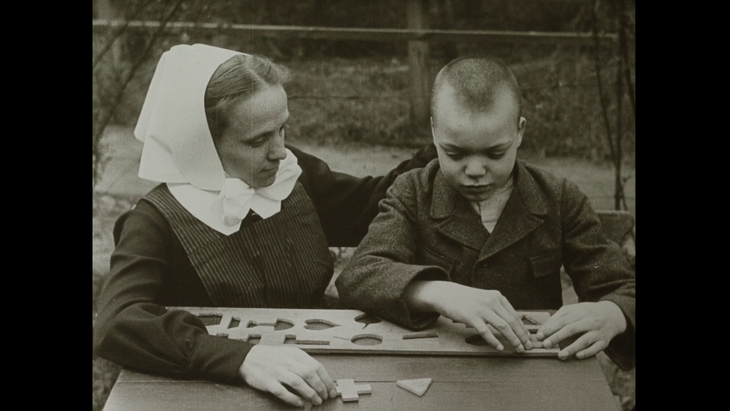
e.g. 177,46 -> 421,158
204,54 -> 290,141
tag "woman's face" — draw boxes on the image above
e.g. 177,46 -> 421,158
214,84 -> 289,188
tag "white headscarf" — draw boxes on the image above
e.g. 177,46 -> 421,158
135,44 -> 302,235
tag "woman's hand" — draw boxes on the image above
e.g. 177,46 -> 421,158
239,345 -> 337,407
405,281 -> 532,352
536,301 -> 627,360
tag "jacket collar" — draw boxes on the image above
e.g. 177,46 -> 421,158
430,160 -> 550,261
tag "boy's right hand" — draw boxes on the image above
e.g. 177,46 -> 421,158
405,281 -> 532,352
239,345 -> 337,407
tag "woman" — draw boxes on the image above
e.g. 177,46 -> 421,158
93,44 -> 435,407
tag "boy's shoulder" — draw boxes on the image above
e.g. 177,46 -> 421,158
391,158 -> 441,194
515,159 -> 586,205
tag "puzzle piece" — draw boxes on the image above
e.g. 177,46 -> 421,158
335,379 -> 372,402
396,378 -> 432,396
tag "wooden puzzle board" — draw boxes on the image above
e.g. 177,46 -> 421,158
173,307 -> 559,357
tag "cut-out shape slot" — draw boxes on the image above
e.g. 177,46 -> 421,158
354,314 -> 381,328
248,335 -> 261,345
351,334 -> 383,346
465,334 -> 489,346
246,319 -> 294,330
283,335 -> 331,345
228,317 -> 241,329
402,332 -> 438,340
274,319 -> 294,330
197,314 -> 223,326
521,314 -> 542,326
304,319 -> 339,330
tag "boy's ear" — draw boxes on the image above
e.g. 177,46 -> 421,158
516,116 -> 527,148
430,116 -> 436,140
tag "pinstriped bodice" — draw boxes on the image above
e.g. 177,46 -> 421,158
144,183 -> 333,308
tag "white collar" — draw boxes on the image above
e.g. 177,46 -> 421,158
168,149 -> 302,235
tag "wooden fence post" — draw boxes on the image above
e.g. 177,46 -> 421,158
95,0 -> 125,65
407,0 -> 431,138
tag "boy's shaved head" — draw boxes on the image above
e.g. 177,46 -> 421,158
430,57 -> 521,127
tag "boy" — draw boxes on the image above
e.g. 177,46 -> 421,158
335,57 -> 634,370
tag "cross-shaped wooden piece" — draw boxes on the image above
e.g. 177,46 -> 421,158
335,379 -> 372,402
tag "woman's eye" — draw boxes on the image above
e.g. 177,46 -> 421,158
246,138 -> 265,148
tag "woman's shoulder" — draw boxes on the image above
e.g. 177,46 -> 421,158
113,185 -> 173,244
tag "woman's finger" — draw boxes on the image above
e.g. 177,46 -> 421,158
280,372 -> 322,405
291,361 -> 329,402
265,380 -> 307,408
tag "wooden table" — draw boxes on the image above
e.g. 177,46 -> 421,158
102,307 -> 621,411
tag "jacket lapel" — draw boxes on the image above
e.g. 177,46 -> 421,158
431,171 -> 490,251
477,160 -> 549,262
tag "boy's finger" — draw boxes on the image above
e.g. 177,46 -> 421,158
542,318 -> 587,350
556,331 -> 595,360
472,321 -> 504,351
482,311 -> 524,353
500,297 -> 532,346
537,310 -> 580,341
575,339 -> 609,360
492,304 -> 531,349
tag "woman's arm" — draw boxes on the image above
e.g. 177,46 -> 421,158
93,200 -> 250,382
289,143 -> 436,247
93,200 -> 337,405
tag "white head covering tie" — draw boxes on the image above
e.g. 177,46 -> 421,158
134,44 -> 302,235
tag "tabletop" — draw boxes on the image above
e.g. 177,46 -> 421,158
102,307 -> 621,411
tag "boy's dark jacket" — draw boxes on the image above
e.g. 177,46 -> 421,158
336,158 -> 635,370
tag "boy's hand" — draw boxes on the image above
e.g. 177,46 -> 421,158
536,301 -> 627,360
239,345 -> 337,407
407,281 -> 532,352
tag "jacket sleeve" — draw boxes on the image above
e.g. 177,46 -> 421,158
560,179 -> 636,370
335,172 -> 449,329
93,201 -> 251,383
288,143 -> 437,247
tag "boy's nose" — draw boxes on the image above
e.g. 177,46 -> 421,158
464,160 -> 487,178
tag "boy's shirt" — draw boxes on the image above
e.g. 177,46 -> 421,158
335,158 -> 635,370
470,175 -> 513,233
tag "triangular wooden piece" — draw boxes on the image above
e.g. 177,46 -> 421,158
396,378 -> 432,396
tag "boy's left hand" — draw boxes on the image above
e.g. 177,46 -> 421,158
535,301 -> 627,360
